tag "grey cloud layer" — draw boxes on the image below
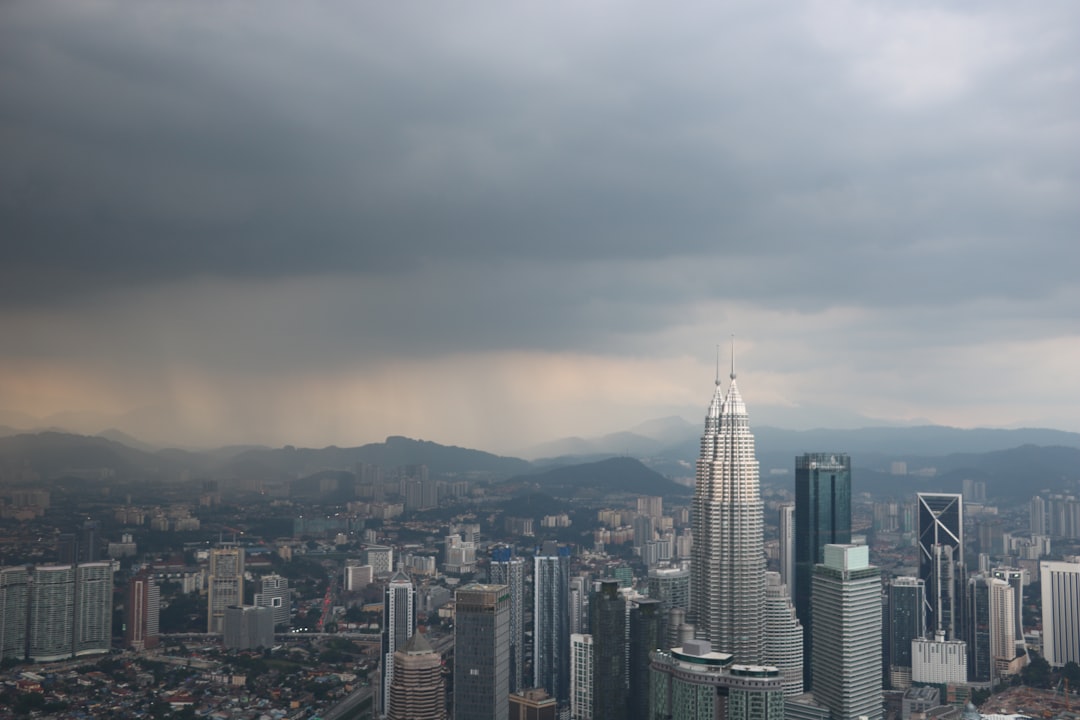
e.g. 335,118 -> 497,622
1,1 -> 1078,354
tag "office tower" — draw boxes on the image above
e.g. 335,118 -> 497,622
207,546 -> 245,634
570,633 -> 594,720
647,565 -> 690,616
887,577 -> 925,689
224,605 -> 274,649
795,452 -> 852,686
591,579 -> 626,720
455,584 -> 510,720
990,567 -> 1028,662
386,632 -> 446,720
779,504 -> 795,599
126,570 -> 160,651
254,574 -> 290,628
917,493 -> 963,639
570,575 -> 590,636
29,565 -> 75,663
690,372 -> 765,663
966,574 -> 1018,683
0,566 -> 29,660
534,541 -> 571,703
763,572 -> 803,697
811,545 -> 882,720
382,568 -> 416,718
74,562 -> 113,657
1039,558 -> 1080,667
490,546 -> 527,693
509,689 -> 557,720
629,599 -> 664,720
649,640 -> 785,720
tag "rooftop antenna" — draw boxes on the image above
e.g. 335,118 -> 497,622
715,344 -> 721,386
730,334 -> 736,380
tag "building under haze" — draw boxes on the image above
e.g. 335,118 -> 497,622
0,566 -> 29,660
382,568 -> 416,718
794,452 -> 851,687
1040,558 -> 1080,667
534,541 -> 571,703
811,545 -> 882,720
917,493 -> 964,640
126,570 -> 160,651
387,632 -> 446,720
887,576 -> 925,689
455,584 -> 511,720
490,545 -> 526,693
208,546 -> 245,634
690,371 -> 765,664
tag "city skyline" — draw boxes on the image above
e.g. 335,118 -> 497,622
1,1 -> 1079,454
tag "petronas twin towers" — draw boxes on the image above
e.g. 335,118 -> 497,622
690,370 -> 766,665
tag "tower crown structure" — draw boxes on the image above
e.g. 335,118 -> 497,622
691,369 -> 766,665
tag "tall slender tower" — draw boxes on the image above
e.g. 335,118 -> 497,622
887,577 -> 925,689
489,546 -> 526,693
795,452 -> 852,686
455,584 -> 510,720
811,545 -> 883,720
778,504 -> 795,599
917,493 -> 964,639
534,541 -> 571,703
591,580 -> 626,720
382,568 -> 416,718
690,366 -> 765,663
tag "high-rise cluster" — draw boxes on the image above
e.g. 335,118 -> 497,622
0,562 -> 114,662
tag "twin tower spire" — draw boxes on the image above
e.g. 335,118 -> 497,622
691,347 -> 766,664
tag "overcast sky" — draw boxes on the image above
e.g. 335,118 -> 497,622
1,0 -> 1078,453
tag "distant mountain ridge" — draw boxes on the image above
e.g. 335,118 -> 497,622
2,425 -> 1079,500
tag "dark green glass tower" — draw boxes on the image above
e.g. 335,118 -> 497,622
592,579 -> 626,720
794,452 -> 852,688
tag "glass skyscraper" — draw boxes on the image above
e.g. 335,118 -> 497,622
455,584 -> 510,720
917,493 -> 964,639
794,452 -> 852,687
534,541 -> 571,703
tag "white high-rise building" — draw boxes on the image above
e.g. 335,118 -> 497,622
779,504 -> 795,599
254,574 -> 290,628
690,370 -> 765,664
382,569 -> 416,718
1040,558 -> 1080,667
208,547 -> 244,634
764,571 -> 803,697
29,565 -> 75,663
811,545 -> 882,720
74,562 -> 113,657
570,633 -> 594,720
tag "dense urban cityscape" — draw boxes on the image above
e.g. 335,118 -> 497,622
1,374 -> 1078,720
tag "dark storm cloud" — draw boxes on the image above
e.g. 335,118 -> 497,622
1,0 -> 1078,350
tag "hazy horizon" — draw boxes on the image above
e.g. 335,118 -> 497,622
2,2 -> 1077,454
